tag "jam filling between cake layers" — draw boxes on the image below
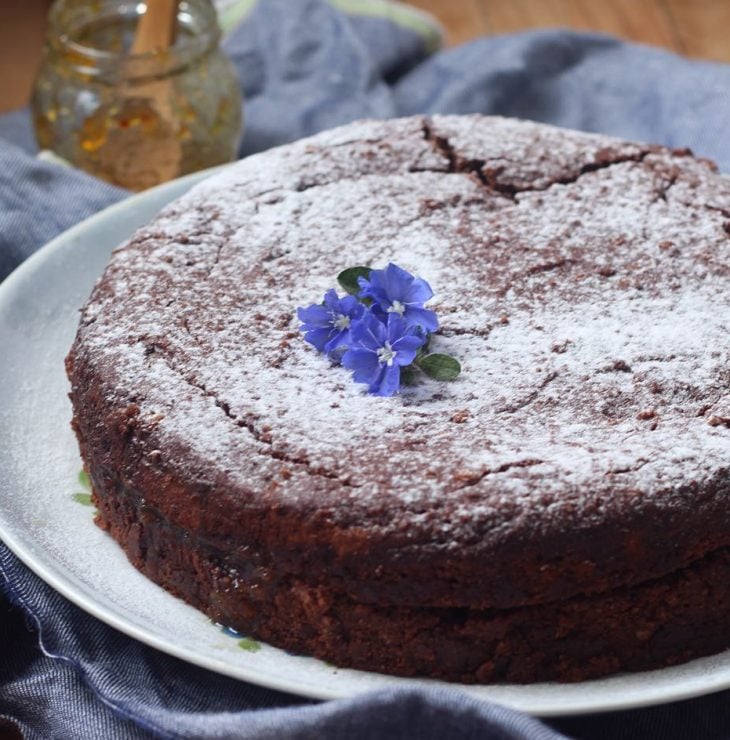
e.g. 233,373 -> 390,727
90,466 -> 730,683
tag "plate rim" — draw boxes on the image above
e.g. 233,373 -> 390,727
2,165 -> 730,717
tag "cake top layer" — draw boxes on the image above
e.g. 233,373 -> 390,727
75,115 -> 730,565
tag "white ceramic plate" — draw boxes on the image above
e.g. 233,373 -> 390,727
2,167 -> 730,718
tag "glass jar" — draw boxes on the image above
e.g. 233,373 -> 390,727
31,0 -> 243,190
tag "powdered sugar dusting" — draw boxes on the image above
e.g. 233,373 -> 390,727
73,115 -> 730,552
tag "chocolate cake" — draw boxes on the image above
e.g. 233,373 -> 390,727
66,115 -> 730,683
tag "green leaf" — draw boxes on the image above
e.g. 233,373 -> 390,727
238,637 -> 262,652
78,469 -> 91,491
418,353 -> 461,381
400,365 -> 419,386
72,492 -> 94,507
337,266 -> 371,296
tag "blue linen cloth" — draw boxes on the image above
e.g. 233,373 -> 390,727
2,0 -> 730,737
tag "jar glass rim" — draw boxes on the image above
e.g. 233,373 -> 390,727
47,0 -> 221,78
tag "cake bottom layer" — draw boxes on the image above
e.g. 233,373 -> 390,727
91,474 -> 730,684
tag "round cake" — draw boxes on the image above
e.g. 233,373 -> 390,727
66,115 -> 730,683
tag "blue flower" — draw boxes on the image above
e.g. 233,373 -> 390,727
341,312 -> 426,396
357,262 -> 439,333
297,289 -> 364,357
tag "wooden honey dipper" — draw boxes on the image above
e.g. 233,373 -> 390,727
92,0 -> 183,190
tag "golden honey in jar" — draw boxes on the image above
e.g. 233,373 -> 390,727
32,0 -> 243,191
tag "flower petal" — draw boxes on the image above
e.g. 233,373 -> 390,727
383,263 -> 413,303
323,328 -> 350,354
350,311 -> 387,350
326,346 -> 347,365
404,305 -> 439,333
372,364 -> 401,396
385,312 -> 409,342
340,294 -> 364,319
342,348 -> 381,385
297,303 -> 331,328
303,327 -> 334,352
392,334 -> 425,366
403,275 -> 434,305
322,288 -> 342,313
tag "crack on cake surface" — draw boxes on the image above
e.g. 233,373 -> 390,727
205,241 -> 225,278
421,120 -> 517,201
605,459 -> 651,475
495,371 -> 559,414
653,172 -> 679,204
525,258 -> 576,275
421,117 -> 654,199
454,458 -> 545,489
144,345 -> 355,487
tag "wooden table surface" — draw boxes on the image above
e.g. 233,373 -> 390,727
0,0 -> 728,113
405,0 -> 730,62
